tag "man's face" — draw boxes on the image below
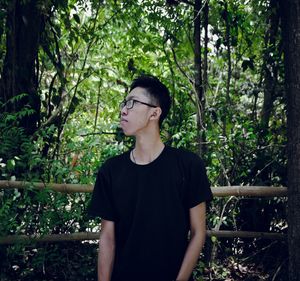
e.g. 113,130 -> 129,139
119,87 -> 158,136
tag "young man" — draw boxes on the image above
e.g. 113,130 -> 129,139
88,75 -> 213,281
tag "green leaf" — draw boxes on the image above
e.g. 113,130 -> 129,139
6,159 -> 15,171
73,14 -> 80,24
211,236 -> 217,243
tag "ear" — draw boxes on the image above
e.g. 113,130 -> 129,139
150,107 -> 162,121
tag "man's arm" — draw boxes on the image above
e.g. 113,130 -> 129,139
98,219 -> 115,281
175,202 -> 207,281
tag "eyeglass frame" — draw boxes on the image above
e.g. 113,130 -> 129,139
119,98 -> 158,110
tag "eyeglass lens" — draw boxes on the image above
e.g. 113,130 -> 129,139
120,99 -> 134,110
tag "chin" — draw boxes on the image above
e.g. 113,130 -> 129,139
123,132 -> 132,137
122,129 -> 135,137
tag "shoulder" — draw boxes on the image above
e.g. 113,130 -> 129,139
166,146 -> 202,164
106,151 -> 129,164
165,146 -> 207,176
99,150 -> 130,172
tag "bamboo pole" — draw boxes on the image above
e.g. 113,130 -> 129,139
0,181 -> 288,197
0,232 -> 100,245
0,180 -> 93,193
207,230 -> 286,240
211,186 -> 287,197
0,230 -> 286,245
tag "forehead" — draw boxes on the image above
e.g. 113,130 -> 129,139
126,87 -> 149,100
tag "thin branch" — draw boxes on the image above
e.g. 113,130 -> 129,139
241,241 -> 279,262
192,0 -> 208,23
214,196 -> 236,231
61,5 -> 101,128
79,131 -> 118,137
272,258 -> 288,281
47,72 -> 58,118
170,46 -> 194,85
94,81 -> 101,131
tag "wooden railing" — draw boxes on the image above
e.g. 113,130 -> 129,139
0,180 -> 288,245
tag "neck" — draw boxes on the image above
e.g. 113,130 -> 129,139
132,130 -> 164,164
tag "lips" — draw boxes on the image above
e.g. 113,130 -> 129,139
120,118 -> 128,127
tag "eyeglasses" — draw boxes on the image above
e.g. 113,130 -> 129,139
119,99 -> 158,110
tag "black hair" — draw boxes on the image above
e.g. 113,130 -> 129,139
129,74 -> 171,127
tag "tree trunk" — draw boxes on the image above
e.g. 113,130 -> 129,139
260,0 -> 280,136
0,0 -> 46,135
201,0 -> 209,156
224,2 -> 231,107
281,0 -> 300,280
250,0 -> 281,185
203,1 -> 209,96
194,0 -> 204,156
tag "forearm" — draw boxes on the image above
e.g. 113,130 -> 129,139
98,233 -> 115,281
175,230 -> 206,281
97,219 -> 116,281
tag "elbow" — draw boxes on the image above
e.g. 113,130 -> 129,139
190,227 -> 206,242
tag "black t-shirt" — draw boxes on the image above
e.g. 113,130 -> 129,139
88,145 -> 213,281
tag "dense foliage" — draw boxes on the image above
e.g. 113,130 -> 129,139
0,0 -> 288,280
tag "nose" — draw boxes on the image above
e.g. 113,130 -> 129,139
121,106 -> 128,115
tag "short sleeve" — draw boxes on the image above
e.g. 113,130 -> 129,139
187,155 -> 213,208
88,163 -> 116,221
